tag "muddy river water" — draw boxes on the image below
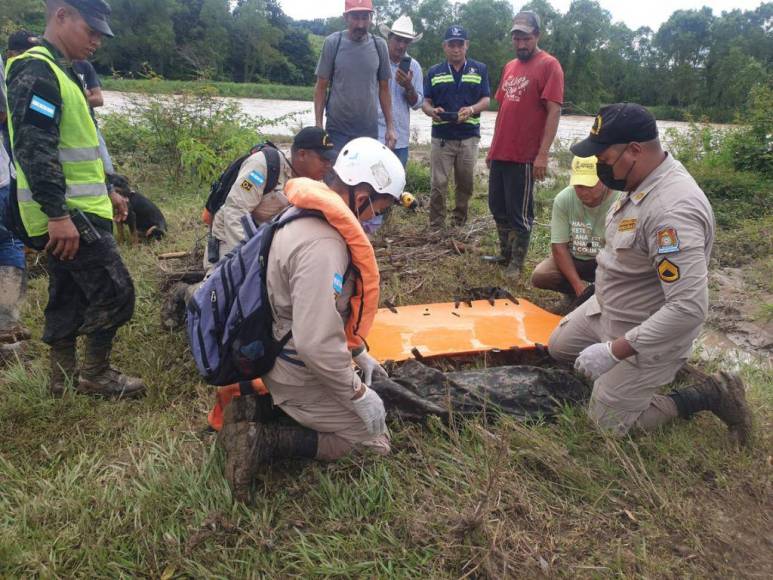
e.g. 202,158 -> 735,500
101,91 -> 728,148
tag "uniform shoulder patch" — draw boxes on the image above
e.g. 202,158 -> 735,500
248,170 -> 266,188
240,179 -> 254,192
30,95 -> 57,118
657,258 -> 680,283
332,273 -> 344,295
24,91 -> 60,129
657,227 -> 680,254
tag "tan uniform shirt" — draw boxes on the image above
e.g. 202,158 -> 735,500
595,154 -> 715,361
264,211 -> 363,405
211,150 -> 292,254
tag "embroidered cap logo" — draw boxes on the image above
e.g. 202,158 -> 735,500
590,114 -> 603,136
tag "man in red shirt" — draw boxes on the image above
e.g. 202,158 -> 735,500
484,11 -> 564,276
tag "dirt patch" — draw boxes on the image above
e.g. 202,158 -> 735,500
701,267 -> 773,366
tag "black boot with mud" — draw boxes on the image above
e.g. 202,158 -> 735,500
161,282 -> 190,331
506,231 -> 531,277
49,337 -> 78,396
481,225 -> 513,265
670,371 -> 753,446
219,420 -> 317,503
78,332 -> 146,399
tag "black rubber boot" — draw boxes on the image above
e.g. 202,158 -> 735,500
219,421 -> 318,503
506,231 -> 531,277
160,282 -> 190,331
49,337 -> 77,396
222,390 -> 287,425
669,371 -> 752,446
481,225 -> 513,265
78,331 -> 146,398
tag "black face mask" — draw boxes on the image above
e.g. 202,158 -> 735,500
597,145 -> 635,191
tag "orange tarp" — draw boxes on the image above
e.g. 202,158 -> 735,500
367,298 -> 561,362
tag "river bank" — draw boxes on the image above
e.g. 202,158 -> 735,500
100,90 -> 732,149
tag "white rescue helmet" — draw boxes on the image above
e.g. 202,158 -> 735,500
333,137 -> 406,201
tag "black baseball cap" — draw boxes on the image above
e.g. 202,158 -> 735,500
444,25 -> 468,42
571,103 -> 658,157
292,127 -> 338,161
510,11 -> 540,35
66,0 -> 114,38
7,30 -> 39,52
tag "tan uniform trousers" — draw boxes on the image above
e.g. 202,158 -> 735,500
549,296 -> 681,435
430,137 -> 479,227
264,373 -> 391,462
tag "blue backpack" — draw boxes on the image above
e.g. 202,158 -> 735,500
187,208 -> 323,386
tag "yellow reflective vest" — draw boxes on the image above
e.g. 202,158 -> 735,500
6,45 -> 111,237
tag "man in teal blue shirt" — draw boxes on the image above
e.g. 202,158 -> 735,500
532,155 -> 617,296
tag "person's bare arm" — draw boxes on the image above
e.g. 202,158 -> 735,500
379,79 -> 396,148
422,97 -> 444,121
313,77 -> 329,128
551,243 -> 587,296
533,101 -> 561,180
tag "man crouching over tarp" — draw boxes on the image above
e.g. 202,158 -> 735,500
218,137 -> 404,502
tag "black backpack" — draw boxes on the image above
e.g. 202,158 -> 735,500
204,142 -> 282,218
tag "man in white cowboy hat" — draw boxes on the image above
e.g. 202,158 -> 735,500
377,15 -> 424,167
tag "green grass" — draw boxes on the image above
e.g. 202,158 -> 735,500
102,78 -> 315,101
1,158 -> 771,577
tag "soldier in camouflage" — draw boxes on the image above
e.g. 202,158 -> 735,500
6,0 -> 144,397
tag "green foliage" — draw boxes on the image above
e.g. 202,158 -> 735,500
101,90 -> 266,185
724,84 -> 773,176
690,165 -> 772,227
405,159 -> 431,194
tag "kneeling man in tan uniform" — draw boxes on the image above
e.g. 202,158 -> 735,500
549,103 -> 751,444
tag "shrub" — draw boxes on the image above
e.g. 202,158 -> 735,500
724,85 -> 773,177
690,164 -> 772,227
100,89 -> 270,185
405,160 -> 431,194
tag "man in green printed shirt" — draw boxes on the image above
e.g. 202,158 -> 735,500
531,155 -> 618,296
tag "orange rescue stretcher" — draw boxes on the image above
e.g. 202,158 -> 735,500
208,298 -> 561,430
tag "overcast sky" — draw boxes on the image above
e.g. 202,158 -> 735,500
278,0 -> 767,32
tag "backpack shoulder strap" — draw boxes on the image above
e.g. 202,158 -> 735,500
326,31 -> 345,106
260,145 -> 281,194
372,33 -> 386,80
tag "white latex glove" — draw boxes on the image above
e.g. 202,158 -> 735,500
351,386 -> 387,436
353,349 -> 388,386
574,341 -> 620,381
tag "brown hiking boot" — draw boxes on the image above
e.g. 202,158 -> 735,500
218,421 -> 318,503
670,371 -> 753,446
78,331 -> 146,398
49,338 -> 78,396
78,367 -> 146,399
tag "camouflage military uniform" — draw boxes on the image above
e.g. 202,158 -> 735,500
7,40 -> 135,346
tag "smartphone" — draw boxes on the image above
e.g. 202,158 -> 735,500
398,55 -> 411,73
438,111 -> 459,123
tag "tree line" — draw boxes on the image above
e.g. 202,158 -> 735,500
2,0 -> 771,121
